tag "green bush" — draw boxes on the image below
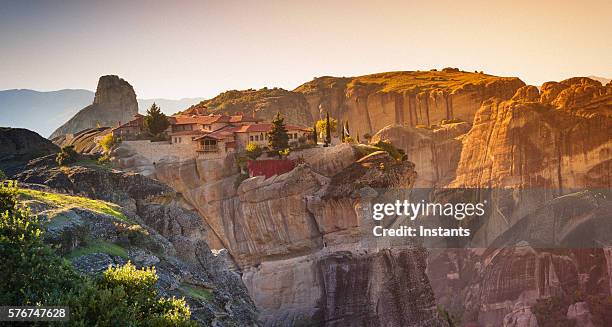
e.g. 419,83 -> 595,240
98,154 -> 111,165
245,142 -> 263,159
56,145 -> 79,166
371,140 -> 408,161
99,133 -> 119,153
0,182 -> 195,326
0,169 -> 6,181
0,181 -> 80,306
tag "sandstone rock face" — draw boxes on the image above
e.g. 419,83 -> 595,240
450,78 -> 611,189
370,122 -> 469,187
188,88 -> 313,126
297,71 -> 524,136
566,302 -> 595,327
503,304 -> 538,327
422,78 -> 612,326
152,145 -> 445,326
50,75 -> 138,139
52,127 -> 110,155
187,70 -> 525,136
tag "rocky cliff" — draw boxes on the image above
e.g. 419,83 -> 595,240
50,75 -> 138,139
14,159 -> 260,326
367,77 -> 612,326
0,127 -> 59,176
147,144 -> 447,326
187,69 -> 525,135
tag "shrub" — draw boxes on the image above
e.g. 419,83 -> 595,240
99,133 -> 118,153
1,182 -> 196,326
0,169 -> 6,181
245,142 -> 263,159
1,181 -> 81,306
278,148 -> 291,157
371,140 -> 408,161
56,145 -> 78,166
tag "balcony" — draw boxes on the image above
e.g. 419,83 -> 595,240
197,144 -> 219,152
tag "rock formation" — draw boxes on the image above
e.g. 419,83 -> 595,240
50,75 -> 138,139
113,75 -> 610,326
398,78 -> 612,326
187,69 -> 525,136
0,127 -> 58,176
144,144 -> 447,326
14,160 -> 259,326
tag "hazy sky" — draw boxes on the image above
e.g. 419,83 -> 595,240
1,0 -> 610,99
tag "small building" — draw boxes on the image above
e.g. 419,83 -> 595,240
111,114 -> 145,140
194,122 -> 311,159
168,114 -> 262,145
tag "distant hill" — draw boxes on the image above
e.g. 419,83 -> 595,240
0,89 -> 93,138
588,75 -> 611,85
0,89 -> 203,137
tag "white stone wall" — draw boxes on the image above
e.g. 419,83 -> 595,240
122,140 -> 196,163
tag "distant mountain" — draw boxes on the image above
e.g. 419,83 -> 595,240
0,89 -> 203,138
588,75 -> 611,85
0,89 -> 93,138
138,97 -> 204,116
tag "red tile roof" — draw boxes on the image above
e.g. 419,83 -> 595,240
233,123 -> 309,133
169,130 -> 208,136
169,115 -> 222,125
112,114 -> 144,130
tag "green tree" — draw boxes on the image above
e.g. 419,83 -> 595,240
245,142 -> 263,159
316,114 -> 337,145
1,181 -> 81,306
56,145 -> 78,166
267,112 -> 289,154
144,103 -> 170,136
0,169 -> 6,181
324,112 -> 332,146
312,123 -> 318,145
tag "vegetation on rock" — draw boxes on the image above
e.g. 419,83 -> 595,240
245,142 -> 263,159
18,188 -> 129,222
316,114 -> 337,146
268,112 -> 289,155
99,133 -> 119,153
144,103 -> 170,137
56,145 -> 79,166
0,182 -> 195,326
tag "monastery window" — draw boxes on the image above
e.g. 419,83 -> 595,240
294,133 -> 298,139
250,136 -> 254,141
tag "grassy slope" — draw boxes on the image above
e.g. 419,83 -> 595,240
18,188 -> 128,222
67,239 -> 128,259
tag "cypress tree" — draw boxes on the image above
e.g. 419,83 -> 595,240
324,112 -> 332,146
312,123 -> 318,145
268,112 -> 289,152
